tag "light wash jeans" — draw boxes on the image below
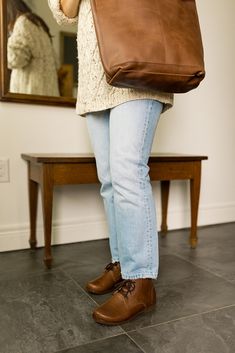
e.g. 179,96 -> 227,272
86,99 -> 163,279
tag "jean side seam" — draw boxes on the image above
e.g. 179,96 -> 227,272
138,100 -> 154,273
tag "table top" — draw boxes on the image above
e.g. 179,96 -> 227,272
21,153 -> 208,164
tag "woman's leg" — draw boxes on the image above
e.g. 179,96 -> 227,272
109,99 -> 163,279
86,110 -> 119,262
92,99 -> 163,325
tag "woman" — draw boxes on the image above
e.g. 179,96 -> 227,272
49,0 -> 173,325
7,0 -> 59,96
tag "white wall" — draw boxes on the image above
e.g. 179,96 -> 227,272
1,0 -> 235,252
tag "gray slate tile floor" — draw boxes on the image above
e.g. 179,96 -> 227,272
0,222 -> 235,353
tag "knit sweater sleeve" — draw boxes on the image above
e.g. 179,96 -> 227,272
48,0 -> 78,25
7,16 -> 33,69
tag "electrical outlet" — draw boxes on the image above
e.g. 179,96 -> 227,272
0,158 -> 10,182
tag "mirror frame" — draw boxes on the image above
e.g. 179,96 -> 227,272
0,0 -> 76,107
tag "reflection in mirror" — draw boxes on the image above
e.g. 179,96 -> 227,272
7,0 -> 60,97
6,0 -> 77,99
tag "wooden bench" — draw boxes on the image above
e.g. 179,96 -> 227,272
21,153 -> 208,268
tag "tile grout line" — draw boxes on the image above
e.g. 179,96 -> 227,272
125,331 -> 147,353
59,268 -> 99,304
59,269 -> 126,333
169,250 -> 235,286
126,303 -> 235,333
54,268 -> 128,350
54,332 -> 126,353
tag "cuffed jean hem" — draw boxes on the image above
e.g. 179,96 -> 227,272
121,272 -> 158,280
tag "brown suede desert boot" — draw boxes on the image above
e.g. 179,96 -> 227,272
93,278 -> 156,325
85,261 -> 123,295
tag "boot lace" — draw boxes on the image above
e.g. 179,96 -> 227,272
114,279 -> 136,298
105,261 -> 119,271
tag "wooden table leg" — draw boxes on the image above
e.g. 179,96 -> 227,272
190,162 -> 201,248
41,165 -> 53,268
28,177 -> 38,249
160,180 -> 170,236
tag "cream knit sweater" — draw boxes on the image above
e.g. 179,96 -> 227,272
7,15 -> 59,97
48,0 -> 174,117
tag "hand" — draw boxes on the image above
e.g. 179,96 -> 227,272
60,0 -> 81,18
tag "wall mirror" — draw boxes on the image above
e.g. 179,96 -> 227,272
0,0 -> 77,107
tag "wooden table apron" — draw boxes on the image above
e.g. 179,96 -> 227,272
21,153 -> 208,268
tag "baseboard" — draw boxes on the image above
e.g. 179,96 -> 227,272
0,217 -> 109,252
0,202 -> 235,252
165,201 -> 235,229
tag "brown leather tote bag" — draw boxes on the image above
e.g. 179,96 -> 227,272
90,0 -> 205,93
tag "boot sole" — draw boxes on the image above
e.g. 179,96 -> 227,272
93,302 -> 156,326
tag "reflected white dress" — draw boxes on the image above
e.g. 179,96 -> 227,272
8,15 -> 59,97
